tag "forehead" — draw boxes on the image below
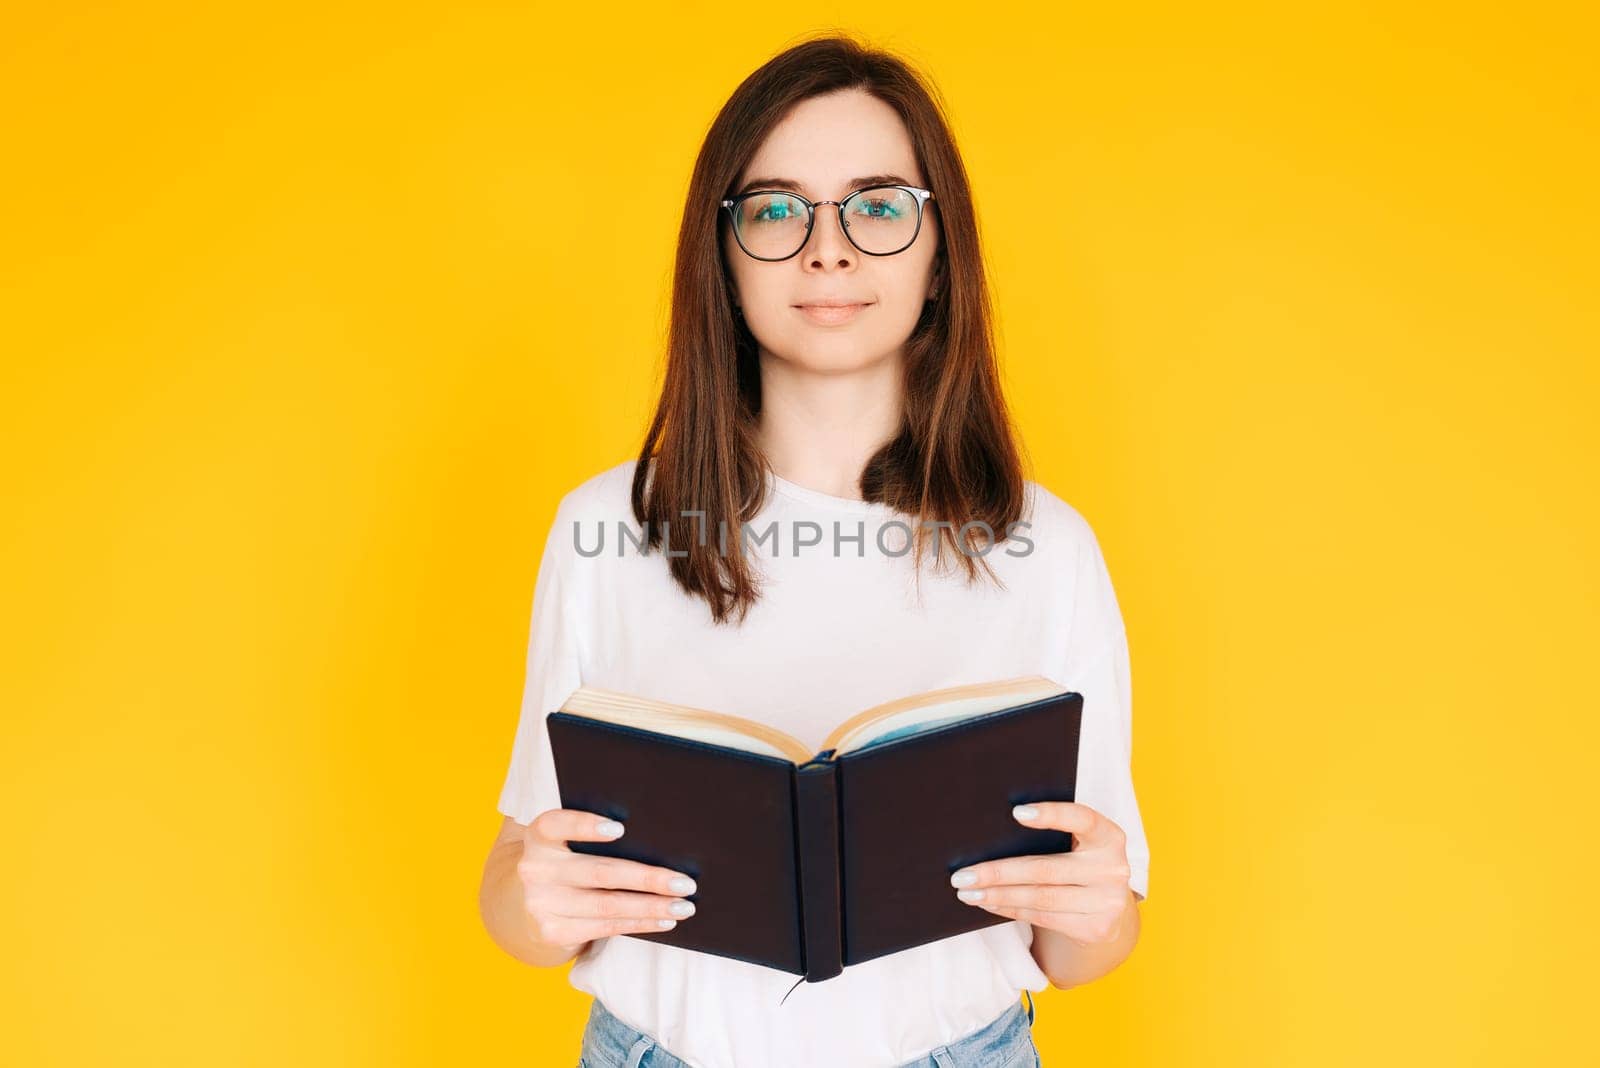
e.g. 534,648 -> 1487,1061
738,89 -> 923,198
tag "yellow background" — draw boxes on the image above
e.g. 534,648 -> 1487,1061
3,3 -> 1594,1065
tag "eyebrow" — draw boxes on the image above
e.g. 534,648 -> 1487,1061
734,173 -> 919,198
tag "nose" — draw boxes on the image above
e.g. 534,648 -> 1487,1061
802,202 -> 856,270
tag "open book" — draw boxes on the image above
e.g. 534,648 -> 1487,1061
546,675 -> 1084,983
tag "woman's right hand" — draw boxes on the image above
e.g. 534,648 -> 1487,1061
516,808 -> 698,953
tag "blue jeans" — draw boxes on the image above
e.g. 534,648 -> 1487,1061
577,989 -> 1039,1067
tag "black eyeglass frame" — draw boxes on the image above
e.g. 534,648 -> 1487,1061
719,184 -> 936,262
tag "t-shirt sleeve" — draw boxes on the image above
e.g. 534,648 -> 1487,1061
1056,517 -> 1152,902
496,501 -> 584,827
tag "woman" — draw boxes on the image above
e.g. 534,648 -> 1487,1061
479,34 -> 1150,1068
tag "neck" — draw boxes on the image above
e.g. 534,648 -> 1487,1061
755,349 -> 904,501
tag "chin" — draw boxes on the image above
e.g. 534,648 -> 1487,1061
767,337 -> 898,374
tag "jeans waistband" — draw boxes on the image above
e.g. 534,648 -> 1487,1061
579,989 -> 1037,1068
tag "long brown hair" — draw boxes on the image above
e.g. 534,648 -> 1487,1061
632,32 -> 1031,625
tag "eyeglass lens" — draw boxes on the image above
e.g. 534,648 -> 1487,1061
729,187 -> 923,259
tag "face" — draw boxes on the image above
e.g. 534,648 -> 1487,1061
723,88 -> 943,374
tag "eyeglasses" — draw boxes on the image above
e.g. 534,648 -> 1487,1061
720,184 -> 935,261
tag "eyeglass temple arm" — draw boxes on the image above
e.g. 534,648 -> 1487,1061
720,188 -> 934,209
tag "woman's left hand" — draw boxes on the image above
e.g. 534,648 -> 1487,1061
949,801 -> 1136,946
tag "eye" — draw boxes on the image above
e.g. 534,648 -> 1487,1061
851,197 -> 903,219
746,194 -> 804,225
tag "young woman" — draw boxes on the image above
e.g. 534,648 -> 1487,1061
479,35 -> 1150,1068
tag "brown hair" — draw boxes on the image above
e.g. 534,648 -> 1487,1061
632,32 -> 1031,624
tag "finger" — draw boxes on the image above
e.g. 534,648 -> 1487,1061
975,902 -> 1100,935
529,808 -> 629,846
552,852 -> 699,897
977,902 -> 1129,944
527,910 -> 686,947
972,902 -> 1055,928
537,884 -> 698,923
950,853 -> 1077,890
955,882 -> 1104,912
1012,801 -> 1125,849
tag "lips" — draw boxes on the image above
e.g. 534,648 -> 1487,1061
794,299 -> 873,326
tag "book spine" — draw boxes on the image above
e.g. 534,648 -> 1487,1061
793,756 -> 843,982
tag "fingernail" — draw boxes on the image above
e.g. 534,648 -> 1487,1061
669,899 -> 696,918
1012,804 -> 1039,821
950,869 -> 977,887
957,888 -> 986,902
596,819 -> 624,838
656,919 -> 677,929
669,876 -> 697,895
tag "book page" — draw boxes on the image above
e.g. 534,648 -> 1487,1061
830,677 -> 1070,755
558,676 -> 1071,762
559,687 -> 812,762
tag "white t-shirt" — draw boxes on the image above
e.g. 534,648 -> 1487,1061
497,458 -> 1150,1068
